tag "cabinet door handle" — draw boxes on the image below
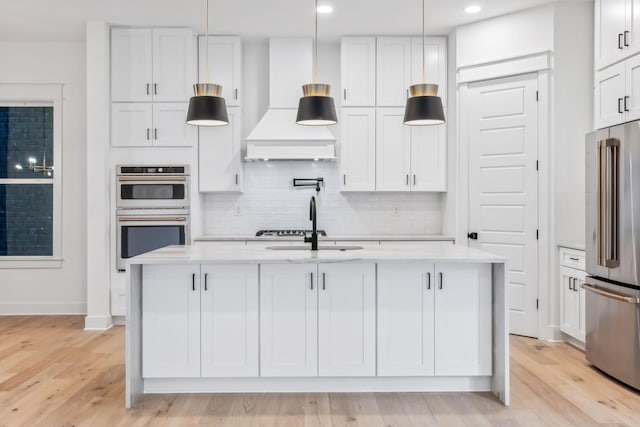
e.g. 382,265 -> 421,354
405,174 -> 409,185
204,273 -> 208,291
235,174 -> 239,185
618,97 -> 624,114
146,83 -> 150,95
146,128 -> 150,140
234,88 -> 238,100
343,88 -> 347,100
154,83 -> 158,95
322,272 -> 326,290
413,174 -> 416,185
192,273 -> 196,291
343,174 -> 346,186
310,272 -> 314,290
619,33 -> 624,49
624,30 -> 630,47
625,95 -> 630,112
427,272 -> 431,290
439,272 -> 443,290
154,128 -> 158,140
568,277 -> 573,290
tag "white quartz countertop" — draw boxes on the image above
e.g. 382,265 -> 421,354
128,243 -> 506,265
558,242 -> 586,251
193,235 -> 455,242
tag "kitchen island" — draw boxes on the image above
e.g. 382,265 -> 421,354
125,243 -> 508,408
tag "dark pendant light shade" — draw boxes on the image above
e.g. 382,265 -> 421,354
296,84 -> 337,126
403,83 -> 445,126
186,83 -> 229,126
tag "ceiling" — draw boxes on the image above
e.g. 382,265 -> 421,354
0,0 -> 591,42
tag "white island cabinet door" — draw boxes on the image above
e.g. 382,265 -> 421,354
434,263 -> 492,376
377,263 -> 435,376
318,263 -> 376,377
142,264 -> 200,378
260,264 -> 318,377
201,264 -> 259,377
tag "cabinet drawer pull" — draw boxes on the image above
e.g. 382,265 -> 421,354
624,30 -> 630,47
204,273 -> 208,291
619,33 -> 624,49
310,272 -> 314,290
439,272 -> 443,290
569,257 -> 580,261
427,272 -> 431,290
322,272 -> 326,290
192,273 -> 196,291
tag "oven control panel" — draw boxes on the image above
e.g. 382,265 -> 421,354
117,165 -> 190,175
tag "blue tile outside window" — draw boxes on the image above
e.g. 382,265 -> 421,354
0,106 -> 54,256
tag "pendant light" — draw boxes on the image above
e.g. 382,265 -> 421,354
186,0 -> 229,126
403,0 -> 446,126
296,0 -> 338,126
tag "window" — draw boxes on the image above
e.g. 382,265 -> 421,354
0,84 -> 62,264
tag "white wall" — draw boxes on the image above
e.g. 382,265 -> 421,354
0,41 -> 87,314
456,5 -> 554,68
200,40 -> 444,237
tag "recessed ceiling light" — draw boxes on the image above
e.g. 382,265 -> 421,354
465,5 -> 482,14
317,5 -> 333,14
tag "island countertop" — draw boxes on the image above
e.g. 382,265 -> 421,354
128,243 -> 507,265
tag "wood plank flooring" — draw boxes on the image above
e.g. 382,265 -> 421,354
1,316 -> 639,426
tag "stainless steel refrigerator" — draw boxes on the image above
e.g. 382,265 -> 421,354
586,122 -> 640,390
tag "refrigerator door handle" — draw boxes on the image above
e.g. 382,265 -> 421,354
582,283 -> 640,304
598,139 -> 621,268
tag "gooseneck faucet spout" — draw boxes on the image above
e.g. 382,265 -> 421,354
304,196 -> 318,250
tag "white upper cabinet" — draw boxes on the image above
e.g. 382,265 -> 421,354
376,108 -> 411,191
111,28 -> 194,102
198,36 -> 242,106
260,264 -> 318,377
376,37 -> 412,107
595,61 -> 629,128
596,0 -> 640,70
152,103 -> 195,146
198,107 -> 242,192
410,37 -> 447,106
111,102 -> 194,147
142,264 -> 201,378
340,108 -> 376,191
434,263 -> 492,376
410,123 -> 447,191
341,37 -> 376,107
625,53 -> 640,120
111,29 -> 153,102
318,263 -> 376,377
200,264 -> 259,377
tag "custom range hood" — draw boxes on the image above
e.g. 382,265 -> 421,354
245,38 -> 336,161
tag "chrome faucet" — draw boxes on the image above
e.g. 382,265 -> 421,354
304,196 -> 318,250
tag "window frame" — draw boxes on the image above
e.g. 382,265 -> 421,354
0,84 -> 63,268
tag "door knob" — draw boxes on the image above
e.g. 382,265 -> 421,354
467,232 -> 478,240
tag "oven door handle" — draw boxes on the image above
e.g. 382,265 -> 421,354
117,176 -> 187,182
118,217 -> 188,222
582,283 -> 640,304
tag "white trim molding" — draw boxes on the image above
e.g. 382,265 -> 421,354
0,302 -> 86,315
84,315 -> 114,331
457,51 -> 551,84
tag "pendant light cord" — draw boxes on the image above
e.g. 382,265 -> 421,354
314,0 -> 318,83
205,0 -> 210,84
422,0 -> 425,83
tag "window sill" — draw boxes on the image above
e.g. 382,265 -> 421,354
0,257 -> 63,269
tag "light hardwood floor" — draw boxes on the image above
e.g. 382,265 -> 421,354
1,316 -> 639,426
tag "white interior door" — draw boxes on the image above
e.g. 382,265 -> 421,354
468,73 -> 539,338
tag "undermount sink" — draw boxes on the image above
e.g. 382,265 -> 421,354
266,245 -> 364,251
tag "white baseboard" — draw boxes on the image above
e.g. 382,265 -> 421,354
112,315 -> 126,326
84,314 -> 113,330
0,302 -> 86,315
144,376 -> 492,394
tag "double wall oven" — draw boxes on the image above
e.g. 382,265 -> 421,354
116,165 -> 190,271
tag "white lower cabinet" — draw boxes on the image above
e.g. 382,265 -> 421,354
560,265 -> 587,342
260,264 -> 318,377
260,263 -> 376,377
377,263 -> 492,377
200,264 -> 259,377
142,264 -> 259,378
142,264 -> 201,378
318,263 -> 376,377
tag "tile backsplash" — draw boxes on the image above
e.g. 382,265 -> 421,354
201,162 -> 443,236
